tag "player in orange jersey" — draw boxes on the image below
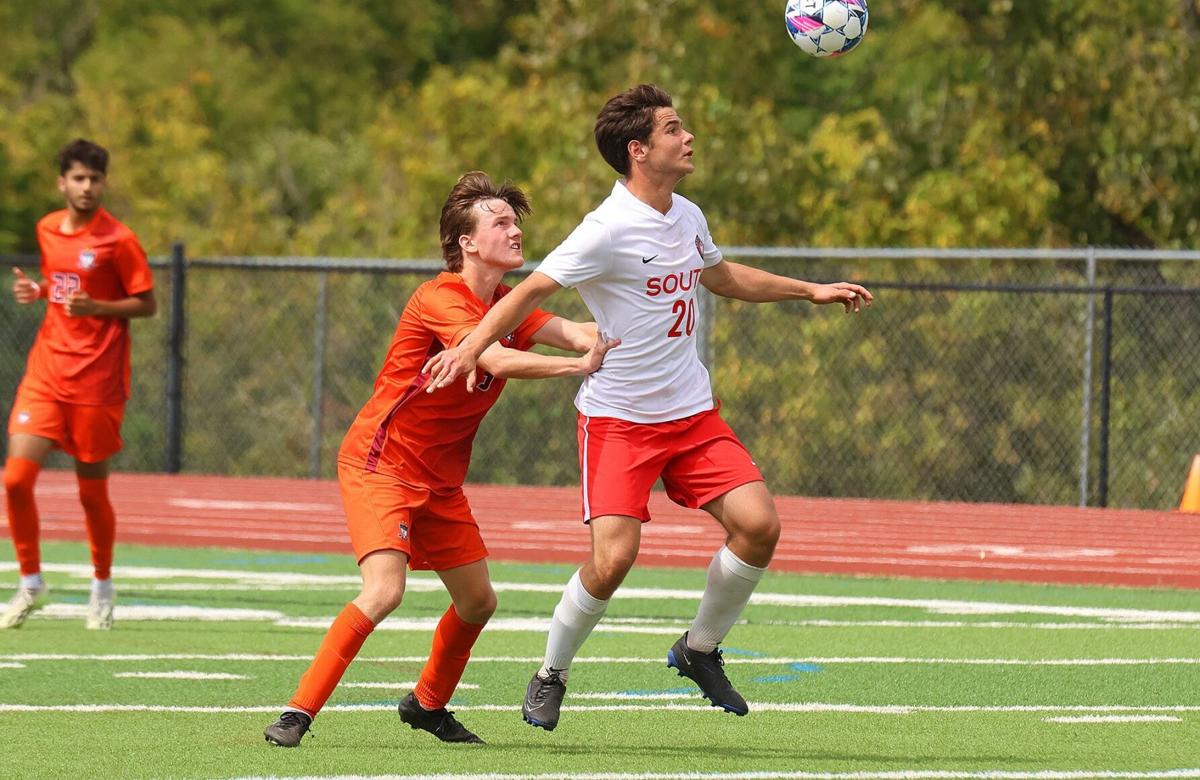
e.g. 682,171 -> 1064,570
3,139 -> 156,631
263,172 -> 618,748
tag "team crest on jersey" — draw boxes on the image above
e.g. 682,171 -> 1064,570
78,250 -> 96,269
16,411 -> 31,424
397,522 -> 409,541
694,235 -> 704,257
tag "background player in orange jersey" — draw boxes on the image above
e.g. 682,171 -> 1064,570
3,139 -> 156,632
263,171 -> 619,748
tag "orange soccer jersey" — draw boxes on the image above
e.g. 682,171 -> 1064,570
20,208 -> 153,406
337,272 -> 554,490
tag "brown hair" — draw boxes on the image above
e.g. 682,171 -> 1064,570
593,84 -> 674,175
57,138 -> 109,175
439,171 -> 532,272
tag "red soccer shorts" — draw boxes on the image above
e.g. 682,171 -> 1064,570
337,463 -> 488,571
577,407 -> 764,522
7,385 -> 125,463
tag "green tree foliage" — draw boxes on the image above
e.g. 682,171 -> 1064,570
1,1 -> 1197,505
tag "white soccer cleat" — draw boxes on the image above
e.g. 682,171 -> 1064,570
0,585 -> 49,629
85,590 -> 114,630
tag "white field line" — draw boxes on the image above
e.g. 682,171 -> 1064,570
39,604 -> 284,622
113,671 -> 249,680
233,771 -> 1200,780
341,682 -> 478,690
1,702 -> 1198,716
3,653 -> 1200,667
28,591 -> 1200,633
4,562 -> 1199,624
1044,715 -> 1182,724
0,663 -> 25,669
274,616 -> 681,635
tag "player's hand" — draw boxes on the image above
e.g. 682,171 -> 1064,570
12,268 -> 40,304
579,331 -> 621,375
423,346 -> 479,393
65,289 -> 99,317
811,282 -> 873,313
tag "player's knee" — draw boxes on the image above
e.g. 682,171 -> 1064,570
3,467 -> 34,499
456,588 -> 497,624
360,581 -> 405,614
591,552 -> 635,592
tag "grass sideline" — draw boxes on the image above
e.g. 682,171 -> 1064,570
0,541 -> 1197,779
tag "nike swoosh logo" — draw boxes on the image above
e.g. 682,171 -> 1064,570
641,255 -> 658,264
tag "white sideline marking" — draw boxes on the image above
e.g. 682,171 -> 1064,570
1,702 -> 1198,715
39,604 -> 283,622
275,616 -> 680,635
114,671 -> 249,680
238,771 -> 1200,780
0,663 -> 25,669
168,498 -> 338,512
1044,715 -> 1181,724
341,682 -> 479,690
5,562 -> 1200,625
907,544 -> 1118,560
3,653 -> 1200,667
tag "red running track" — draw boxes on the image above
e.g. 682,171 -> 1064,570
3,470 -> 1199,589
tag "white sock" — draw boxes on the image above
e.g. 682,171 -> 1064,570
91,578 -> 114,598
19,574 -> 44,591
538,570 -> 609,682
687,546 -> 766,653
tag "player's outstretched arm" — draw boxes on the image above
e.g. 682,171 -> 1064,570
12,268 -> 46,304
530,317 -> 599,353
700,260 -> 872,313
477,330 -> 620,380
423,271 -> 563,392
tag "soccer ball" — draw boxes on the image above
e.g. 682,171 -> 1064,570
785,0 -> 869,58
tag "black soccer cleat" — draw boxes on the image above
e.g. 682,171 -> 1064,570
263,710 -> 313,747
521,669 -> 567,731
397,692 -> 484,744
667,632 -> 749,716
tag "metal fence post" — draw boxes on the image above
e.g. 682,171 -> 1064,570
165,242 -> 186,473
1097,288 -> 1114,507
697,286 -> 714,368
309,271 -> 329,478
1078,247 -> 1097,506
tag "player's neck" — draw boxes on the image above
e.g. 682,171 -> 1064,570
623,174 -> 677,215
458,263 -> 505,305
61,206 -> 99,235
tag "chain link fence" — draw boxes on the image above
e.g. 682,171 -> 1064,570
2,248 -> 1197,510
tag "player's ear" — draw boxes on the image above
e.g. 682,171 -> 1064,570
459,235 -> 475,253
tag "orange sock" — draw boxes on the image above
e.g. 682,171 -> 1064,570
4,458 -> 42,576
77,476 -> 116,580
288,602 -> 375,716
413,605 -> 485,710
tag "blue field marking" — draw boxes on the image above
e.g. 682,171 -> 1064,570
617,688 -> 696,697
790,662 -> 822,673
754,662 -> 822,684
719,647 -> 766,657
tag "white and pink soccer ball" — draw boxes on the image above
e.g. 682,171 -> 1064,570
785,0 -> 869,58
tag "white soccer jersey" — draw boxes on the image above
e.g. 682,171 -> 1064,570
536,181 -> 724,423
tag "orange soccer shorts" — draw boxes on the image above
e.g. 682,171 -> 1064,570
7,385 -> 125,463
337,463 -> 488,571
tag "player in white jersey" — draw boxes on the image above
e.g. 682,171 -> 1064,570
424,84 -> 872,729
